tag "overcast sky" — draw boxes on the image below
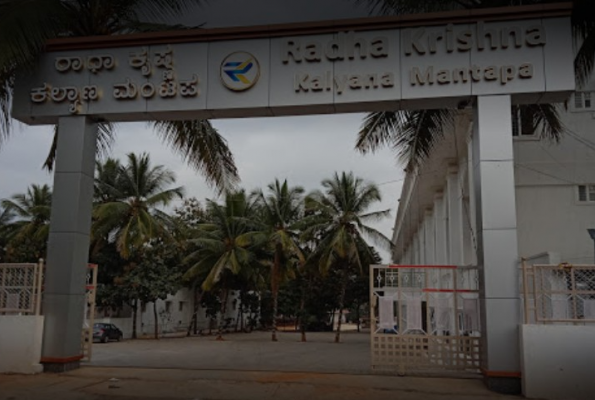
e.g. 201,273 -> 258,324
0,0 -> 404,262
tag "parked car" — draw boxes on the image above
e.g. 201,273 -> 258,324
93,323 -> 123,343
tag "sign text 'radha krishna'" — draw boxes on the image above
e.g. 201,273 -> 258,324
282,31 -> 394,95
281,21 -> 546,94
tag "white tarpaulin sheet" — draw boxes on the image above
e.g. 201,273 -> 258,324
463,298 -> 480,332
406,293 -> 423,331
379,296 -> 395,330
434,297 -> 452,332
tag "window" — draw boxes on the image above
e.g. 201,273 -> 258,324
165,301 -> 172,312
511,108 -> 535,138
577,185 -> 595,202
573,92 -> 594,110
178,301 -> 184,312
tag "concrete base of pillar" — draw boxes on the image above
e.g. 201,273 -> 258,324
483,376 -> 522,395
42,360 -> 81,373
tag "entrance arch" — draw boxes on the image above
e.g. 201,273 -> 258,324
11,3 -> 574,392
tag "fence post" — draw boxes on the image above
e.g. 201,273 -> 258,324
521,258 -> 529,324
35,259 -> 44,316
569,266 -> 579,324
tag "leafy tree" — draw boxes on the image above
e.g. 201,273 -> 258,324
173,197 -> 209,335
93,153 -> 184,259
0,0 -> 238,192
0,184 -> 52,262
344,246 -> 380,332
121,244 -> 182,339
183,190 -> 259,340
175,197 -> 208,234
251,179 -> 305,341
355,0 -> 594,170
303,172 -> 392,342
200,291 -> 222,335
92,241 -> 129,316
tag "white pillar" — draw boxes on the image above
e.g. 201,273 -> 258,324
424,210 -> 435,265
434,193 -> 448,264
42,117 -> 97,371
412,233 -> 419,264
418,226 -> 425,264
446,166 -> 464,265
466,140 -> 478,266
473,95 -> 520,392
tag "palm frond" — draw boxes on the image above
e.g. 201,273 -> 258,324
43,122 -> 116,171
153,120 -> 239,193
518,104 -> 566,141
359,225 -> 394,252
359,209 -> 392,223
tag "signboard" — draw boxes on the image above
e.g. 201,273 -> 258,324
12,6 -> 574,125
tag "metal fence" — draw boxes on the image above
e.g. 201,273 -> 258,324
0,261 -> 44,315
370,265 -> 481,375
522,262 -> 595,324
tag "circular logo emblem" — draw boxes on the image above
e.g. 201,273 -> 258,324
220,52 -> 260,92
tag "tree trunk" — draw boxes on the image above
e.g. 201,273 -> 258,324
271,246 -> 281,342
235,297 -> 241,332
216,289 -> 229,341
187,286 -> 204,337
330,308 -> 335,329
240,300 -> 245,332
335,267 -> 349,343
356,302 -> 361,333
299,294 -> 307,342
132,299 -> 138,339
153,301 -> 159,340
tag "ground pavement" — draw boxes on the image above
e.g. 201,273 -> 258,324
0,331 -> 521,400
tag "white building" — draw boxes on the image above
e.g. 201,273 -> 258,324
96,289 -> 251,339
390,92 -> 595,399
392,93 -> 595,267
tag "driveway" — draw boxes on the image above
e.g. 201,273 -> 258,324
1,367 -> 518,400
87,331 -> 371,375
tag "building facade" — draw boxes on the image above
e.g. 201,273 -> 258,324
391,93 -> 595,267
389,92 -> 595,398
96,289 -> 253,339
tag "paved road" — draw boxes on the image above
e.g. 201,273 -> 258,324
87,331 -> 371,374
0,367 -> 519,400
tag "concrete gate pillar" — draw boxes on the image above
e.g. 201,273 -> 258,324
472,96 -> 520,393
41,116 -> 97,372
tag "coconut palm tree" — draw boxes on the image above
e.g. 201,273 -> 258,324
252,179 -> 305,341
0,206 -> 14,262
355,0 -> 595,170
0,184 -> 52,260
0,0 -> 238,191
92,152 -> 185,259
302,172 -> 392,343
183,190 -> 260,340
94,158 -> 123,204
